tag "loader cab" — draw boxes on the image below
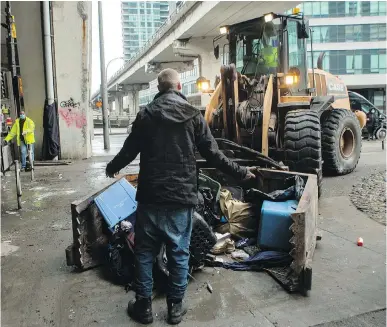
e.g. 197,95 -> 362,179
217,11 -> 311,96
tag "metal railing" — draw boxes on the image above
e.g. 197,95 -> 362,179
91,1 -> 199,100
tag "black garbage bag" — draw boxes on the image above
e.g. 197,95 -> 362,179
245,175 -> 305,202
103,232 -> 135,286
42,100 -> 60,160
195,189 -> 220,227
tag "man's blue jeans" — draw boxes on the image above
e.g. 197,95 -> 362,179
134,204 -> 193,301
20,141 -> 34,169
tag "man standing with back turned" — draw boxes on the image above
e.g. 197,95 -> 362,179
106,68 -> 254,325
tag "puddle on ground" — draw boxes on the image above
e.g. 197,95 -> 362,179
1,242 -> 20,257
89,162 -> 107,170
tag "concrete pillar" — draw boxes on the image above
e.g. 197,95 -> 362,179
11,2 -> 46,159
126,92 -> 134,117
123,94 -> 129,114
124,84 -> 149,118
108,101 -> 113,116
127,91 -> 140,116
52,1 -> 92,159
114,94 -> 120,114
115,94 -> 123,115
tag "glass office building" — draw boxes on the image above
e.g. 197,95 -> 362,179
294,1 -> 386,110
121,1 -> 169,60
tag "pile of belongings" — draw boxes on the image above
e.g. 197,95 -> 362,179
93,172 -> 306,293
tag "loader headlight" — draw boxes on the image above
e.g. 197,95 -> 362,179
292,7 -> 301,15
219,26 -> 229,35
285,75 -> 299,85
196,77 -> 211,92
264,13 -> 274,23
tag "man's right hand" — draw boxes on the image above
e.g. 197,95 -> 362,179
105,162 -> 117,178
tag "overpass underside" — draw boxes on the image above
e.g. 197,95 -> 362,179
92,1 -> 299,112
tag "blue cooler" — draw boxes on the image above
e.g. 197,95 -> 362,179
258,200 -> 298,252
94,178 -> 137,231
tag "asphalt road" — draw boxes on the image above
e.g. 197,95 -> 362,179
1,138 -> 386,327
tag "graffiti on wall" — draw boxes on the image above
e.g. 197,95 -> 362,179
60,98 -> 80,108
59,98 -> 86,129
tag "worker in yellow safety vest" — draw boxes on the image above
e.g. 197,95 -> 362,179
259,22 -> 278,74
4,111 -> 35,171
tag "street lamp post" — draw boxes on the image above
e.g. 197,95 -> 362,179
106,57 -> 125,81
98,2 -> 110,150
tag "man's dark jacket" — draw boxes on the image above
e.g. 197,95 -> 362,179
107,90 -> 247,206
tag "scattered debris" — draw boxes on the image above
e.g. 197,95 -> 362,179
119,220 -> 132,233
5,211 -> 18,215
211,238 -> 235,255
231,249 -> 250,260
206,281 -> 213,293
51,224 -> 70,231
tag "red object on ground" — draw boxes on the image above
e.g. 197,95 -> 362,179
357,237 -> 364,246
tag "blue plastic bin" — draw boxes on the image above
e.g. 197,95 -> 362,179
258,200 -> 298,252
94,178 -> 137,231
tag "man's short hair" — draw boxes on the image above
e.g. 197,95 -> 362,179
157,68 -> 180,92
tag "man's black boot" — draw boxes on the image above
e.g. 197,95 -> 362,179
127,296 -> 153,324
167,299 -> 187,325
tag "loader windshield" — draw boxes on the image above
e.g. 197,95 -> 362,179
233,18 -> 281,76
286,19 -> 308,95
228,15 -> 310,94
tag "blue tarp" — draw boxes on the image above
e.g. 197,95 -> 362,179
222,251 -> 292,271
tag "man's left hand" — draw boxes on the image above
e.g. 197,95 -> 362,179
22,131 -> 27,136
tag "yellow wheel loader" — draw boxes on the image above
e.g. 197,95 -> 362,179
201,9 -> 366,193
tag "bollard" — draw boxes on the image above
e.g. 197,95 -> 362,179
28,146 -> 34,181
14,160 -> 22,209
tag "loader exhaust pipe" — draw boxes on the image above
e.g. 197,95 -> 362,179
317,52 -> 325,70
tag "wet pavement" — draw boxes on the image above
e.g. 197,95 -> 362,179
1,141 -> 386,327
92,132 -> 128,157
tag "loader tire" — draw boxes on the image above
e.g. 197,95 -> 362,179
284,110 -> 322,195
321,109 -> 362,175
